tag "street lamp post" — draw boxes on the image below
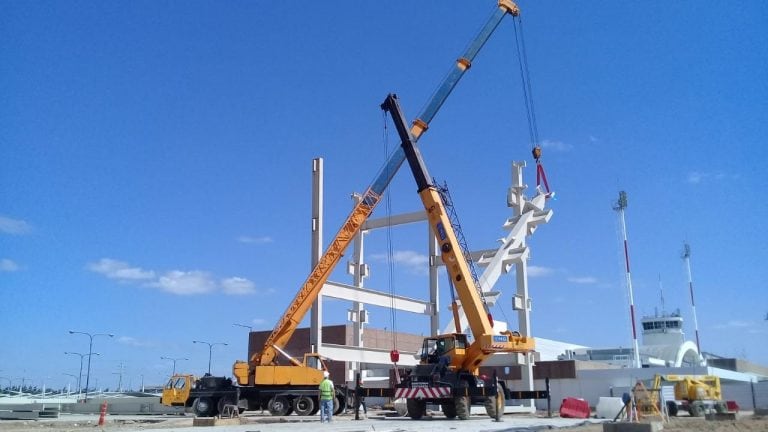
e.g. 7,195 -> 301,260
0,376 -> 11,394
232,323 -> 253,332
233,323 -> 253,358
192,340 -> 228,375
62,373 -> 78,395
68,330 -> 113,401
160,356 -> 189,376
65,351 -> 100,394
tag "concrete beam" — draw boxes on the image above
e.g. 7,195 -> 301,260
323,281 -> 433,315
320,343 -> 419,366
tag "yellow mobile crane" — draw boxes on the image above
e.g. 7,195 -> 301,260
374,94 -> 538,420
161,1 -> 524,418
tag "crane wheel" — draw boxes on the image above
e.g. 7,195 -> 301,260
454,395 -> 470,420
268,395 -> 291,416
484,382 -> 505,420
441,401 -> 457,419
192,397 -> 216,417
406,398 -> 426,420
217,396 -> 236,415
292,396 -> 316,416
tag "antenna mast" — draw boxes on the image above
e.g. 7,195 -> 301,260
682,242 -> 702,356
613,191 -> 641,368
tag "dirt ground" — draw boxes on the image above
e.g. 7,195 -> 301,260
562,414 -> 768,432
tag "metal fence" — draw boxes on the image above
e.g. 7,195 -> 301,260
722,380 -> 768,411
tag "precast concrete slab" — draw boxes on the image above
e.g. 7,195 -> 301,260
602,422 -> 663,432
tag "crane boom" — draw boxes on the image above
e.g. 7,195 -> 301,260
255,0 -> 521,367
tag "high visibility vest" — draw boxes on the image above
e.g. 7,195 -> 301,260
319,378 -> 334,400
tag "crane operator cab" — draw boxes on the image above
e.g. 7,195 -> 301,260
420,334 -> 468,368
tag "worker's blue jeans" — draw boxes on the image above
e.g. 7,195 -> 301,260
320,399 -> 334,422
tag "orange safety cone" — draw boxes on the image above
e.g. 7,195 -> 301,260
98,401 -> 108,426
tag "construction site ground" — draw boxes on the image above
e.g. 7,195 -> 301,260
1,410 -> 766,432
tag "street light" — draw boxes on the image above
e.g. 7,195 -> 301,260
233,324 -> 253,358
0,376 -> 11,393
192,340 -> 228,375
64,351 -> 100,394
62,373 -> 78,395
160,356 -> 189,376
232,323 -> 253,332
68,330 -> 113,401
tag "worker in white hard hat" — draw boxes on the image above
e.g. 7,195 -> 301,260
318,370 -> 334,423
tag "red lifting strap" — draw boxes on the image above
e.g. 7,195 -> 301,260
536,162 -> 551,194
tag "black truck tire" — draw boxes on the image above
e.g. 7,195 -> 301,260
455,395 -> 470,420
688,401 -> 703,417
217,395 -> 237,415
293,396 -> 316,416
666,401 -> 678,416
441,401 -> 457,419
333,394 -> 343,415
268,395 -> 291,416
407,398 -> 426,420
484,382 -> 505,420
192,397 -> 216,417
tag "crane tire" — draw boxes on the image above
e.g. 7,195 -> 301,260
293,396 -> 316,416
192,397 -> 216,417
441,401 -> 457,419
407,398 -> 426,420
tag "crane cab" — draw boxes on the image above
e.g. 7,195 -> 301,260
419,334 -> 468,369
161,374 -> 194,407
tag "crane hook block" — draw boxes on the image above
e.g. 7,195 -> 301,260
532,146 -> 542,161
498,0 -> 520,16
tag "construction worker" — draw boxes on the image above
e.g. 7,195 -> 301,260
318,371 -> 334,423
356,382 -> 367,419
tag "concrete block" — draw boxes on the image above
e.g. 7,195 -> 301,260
705,412 -> 736,421
0,410 -> 39,420
602,421 -> 663,432
192,417 -> 241,427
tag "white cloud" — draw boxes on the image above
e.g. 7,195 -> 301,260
371,250 -> 429,274
0,215 -> 32,235
118,336 -> 158,348
87,258 -> 156,281
539,139 -> 572,152
237,235 -> 273,244
153,270 -> 216,295
528,265 -> 555,277
687,171 -> 705,184
391,250 -> 429,267
221,277 -> 257,295
567,276 -> 598,285
711,320 -> 751,330
0,258 -> 20,272
87,258 -> 261,297
686,171 -> 733,185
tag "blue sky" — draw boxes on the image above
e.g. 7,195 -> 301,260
2,1 -> 766,391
